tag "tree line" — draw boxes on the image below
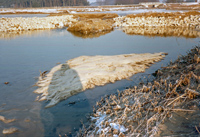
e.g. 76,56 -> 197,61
96,0 -> 196,5
0,0 -> 89,8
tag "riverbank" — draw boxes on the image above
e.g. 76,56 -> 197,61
66,11 -> 200,36
114,11 -> 200,29
0,15 -> 77,32
81,45 -> 200,136
0,11 -> 199,38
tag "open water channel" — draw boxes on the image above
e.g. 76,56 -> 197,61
0,12 -> 200,137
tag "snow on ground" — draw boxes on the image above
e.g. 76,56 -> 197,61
181,2 -> 199,5
90,112 -> 128,135
0,8 -> 60,13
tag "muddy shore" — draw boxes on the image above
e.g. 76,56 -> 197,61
80,45 -> 200,136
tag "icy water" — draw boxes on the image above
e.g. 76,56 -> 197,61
0,28 -> 199,137
80,9 -> 180,16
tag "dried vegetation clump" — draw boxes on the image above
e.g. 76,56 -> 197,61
67,19 -> 114,35
80,46 -> 200,137
67,13 -> 118,35
123,26 -> 200,38
72,13 -> 118,20
114,11 -> 200,29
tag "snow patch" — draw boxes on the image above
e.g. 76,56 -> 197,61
91,112 -> 107,134
182,2 -> 199,5
110,123 -> 128,133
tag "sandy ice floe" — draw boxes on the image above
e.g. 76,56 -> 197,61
34,53 -> 166,108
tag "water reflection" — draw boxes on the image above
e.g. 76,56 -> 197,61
0,29 -> 70,40
123,27 -> 200,38
0,30 -> 47,40
69,30 -> 112,39
37,64 -> 94,137
34,63 -> 92,136
0,27 -> 112,40
2,26 -> 200,40
0,27 -> 199,136
41,92 -> 93,137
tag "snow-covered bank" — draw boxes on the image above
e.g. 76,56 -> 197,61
0,8 -> 60,14
0,15 -> 77,32
0,11 -> 200,38
34,53 -> 166,108
114,12 -> 200,29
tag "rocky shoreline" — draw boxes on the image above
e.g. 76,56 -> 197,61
79,46 -> 200,137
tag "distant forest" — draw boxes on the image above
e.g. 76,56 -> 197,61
0,0 -> 197,8
0,0 -> 89,8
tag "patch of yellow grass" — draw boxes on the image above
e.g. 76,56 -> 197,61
126,11 -> 200,19
73,13 -> 118,19
67,18 -> 114,34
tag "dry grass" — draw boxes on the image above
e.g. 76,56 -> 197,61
48,13 -> 69,16
49,13 -> 118,21
67,13 -> 118,35
126,11 -> 200,19
67,18 -> 114,34
80,46 -> 200,137
73,13 -> 118,20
